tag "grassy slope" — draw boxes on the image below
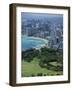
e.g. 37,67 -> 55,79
21,57 -> 62,77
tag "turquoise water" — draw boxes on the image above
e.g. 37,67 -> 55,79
22,35 -> 48,51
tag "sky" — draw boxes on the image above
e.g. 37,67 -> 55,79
21,12 -> 63,20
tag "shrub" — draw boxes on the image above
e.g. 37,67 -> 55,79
31,74 -> 35,77
44,74 -> 47,76
37,73 -> 43,76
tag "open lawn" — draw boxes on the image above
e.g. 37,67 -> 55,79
21,57 -> 63,77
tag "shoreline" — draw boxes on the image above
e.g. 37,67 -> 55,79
22,35 -> 48,51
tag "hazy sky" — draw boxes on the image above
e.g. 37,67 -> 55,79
21,12 -> 63,20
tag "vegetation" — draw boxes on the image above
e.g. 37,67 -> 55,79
21,47 -> 63,77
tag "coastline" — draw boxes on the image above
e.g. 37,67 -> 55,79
22,35 -> 48,51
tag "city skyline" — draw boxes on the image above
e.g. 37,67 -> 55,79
21,12 -> 63,50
